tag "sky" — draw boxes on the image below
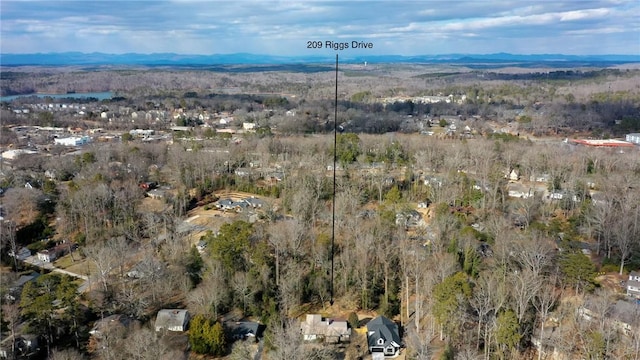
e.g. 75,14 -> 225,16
1,0 -> 639,56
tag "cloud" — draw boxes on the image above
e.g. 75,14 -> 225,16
0,0 -> 638,55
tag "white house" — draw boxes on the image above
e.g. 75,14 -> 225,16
627,271 -> 640,298
242,122 -> 256,131
37,249 -> 56,263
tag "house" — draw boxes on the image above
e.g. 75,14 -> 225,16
395,210 -> 425,229
243,197 -> 266,209
507,183 -> 532,199
0,335 -> 39,359
610,300 -> 640,336
146,189 -> 165,199
529,173 -> 550,183
215,198 -> 249,212
37,249 -> 56,263
367,316 -> 401,357
578,298 -> 639,337
196,240 -> 207,253
36,242 -> 77,263
8,247 -> 31,261
225,321 -> 264,341
508,169 -> 520,181
89,314 -> 134,339
6,272 -> 40,302
627,271 -> 640,298
155,309 -> 190,332
301,314 -> 351,344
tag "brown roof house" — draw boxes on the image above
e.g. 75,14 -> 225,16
301,314 -> 351,344
155,309 -> 190,332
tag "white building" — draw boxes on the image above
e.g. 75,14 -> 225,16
54,136 -> 91,146
626,133 -> 640,145
1,149 -> 37,161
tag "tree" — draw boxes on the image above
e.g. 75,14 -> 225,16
335,133 -> 361,165
189,314 -> 226,356
20,274 -> 79,355
208,220 -> 252,273
559,252 -> 597,293
533,278 -> 559,360
432,272 -> 471,341
495,309 -> 521,360
184,245 -> 204,287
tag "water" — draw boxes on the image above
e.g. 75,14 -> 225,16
0,91 -> 114,102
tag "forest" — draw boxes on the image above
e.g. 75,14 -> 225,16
0,63 -> 640,360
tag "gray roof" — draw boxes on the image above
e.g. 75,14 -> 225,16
367,316 -> 400,349
155,309 -> 190,332
11,272 -> 40,289
226,321 -> 264,339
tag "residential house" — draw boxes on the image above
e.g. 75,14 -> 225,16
215,198 -> 248,212
89,314 -> 133,342
225,321 -> 264,342
196,240 -> 207,253
627,271 -> 640,298
8,247 -> 31,261
235,168 -> 252,177
507,183 -> 532,199
529,173 -> 550,183
0,335 -> 39,359
367,316 -> 401,357
155,309 -> 190,332
37,249 -> 56,263
36,242 -> 77,263
508,169 -> 520,181
301,314 -> 351,344
578,298 -> 639,337
611,300 -> 640,336
396,210 -> 425,229
243,197 -> 266,209
146,189 -> 165,200
6,272 -> 40,302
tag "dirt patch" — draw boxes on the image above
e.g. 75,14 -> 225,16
596,272 -> 627,293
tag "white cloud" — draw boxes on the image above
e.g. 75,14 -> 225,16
0,1 -> 638,55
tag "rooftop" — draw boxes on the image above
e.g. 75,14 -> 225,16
570,139 -> 635,148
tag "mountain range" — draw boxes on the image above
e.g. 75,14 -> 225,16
1,52 -> 639,66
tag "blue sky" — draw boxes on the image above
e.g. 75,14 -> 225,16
1,0 -> 639,56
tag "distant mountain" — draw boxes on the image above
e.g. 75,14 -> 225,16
1,52 -> 639,66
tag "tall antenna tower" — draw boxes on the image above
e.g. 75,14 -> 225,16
330,54 -> 338,306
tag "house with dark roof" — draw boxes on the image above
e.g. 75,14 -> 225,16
225,321 -> 264,342
366,316 -> 401,357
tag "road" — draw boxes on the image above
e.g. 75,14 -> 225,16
22,255 -> 90,292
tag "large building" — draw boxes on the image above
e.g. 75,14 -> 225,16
570,139 -> 635,148
54,136 -> 91,146
626,133 -> 640,145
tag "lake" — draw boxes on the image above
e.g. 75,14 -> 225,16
0,91 -> 114,102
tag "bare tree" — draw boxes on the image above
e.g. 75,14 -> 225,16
532,277 -> 559,360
